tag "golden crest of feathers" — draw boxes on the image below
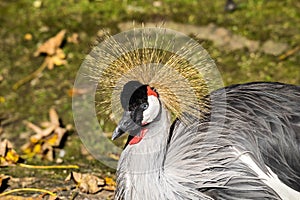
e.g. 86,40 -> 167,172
86,27 -> 222,123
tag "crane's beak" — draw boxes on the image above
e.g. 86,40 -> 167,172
112,111 -> 139,140
112,126 -> 125,140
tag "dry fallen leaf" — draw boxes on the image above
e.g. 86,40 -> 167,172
65,172 -> 105,194
0,174 -> 10,189
44,48 -> 67,70
21,108 -> 67,161
67,33 -> 79,44
34,30 -> 66,57
67,88 -> 89,97
13,30 -> 68,90
103,177 -> 116,191
65,172 -> 116,194
0,139 -> 20,166
48,195 -> 59,200
80,145 -> 94,161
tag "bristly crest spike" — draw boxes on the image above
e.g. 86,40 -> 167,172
87,27 -> 223,124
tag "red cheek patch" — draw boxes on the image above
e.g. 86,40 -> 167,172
129,129 -> 148,145
147,86 -> 158,97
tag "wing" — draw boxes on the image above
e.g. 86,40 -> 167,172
164,82 -> 300,199
224,82 -> 300,191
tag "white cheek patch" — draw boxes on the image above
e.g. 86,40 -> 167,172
142,95 -> 160,124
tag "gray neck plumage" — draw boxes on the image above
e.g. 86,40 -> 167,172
120,106 -> 171,172
115,107 -> 171,199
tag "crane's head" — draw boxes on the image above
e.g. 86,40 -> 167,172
91,28 -> 222,146
112,81 -> 161,145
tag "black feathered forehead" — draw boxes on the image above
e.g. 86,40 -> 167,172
120,81 -> 148,111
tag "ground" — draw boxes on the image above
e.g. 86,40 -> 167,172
0,0 -> 299,199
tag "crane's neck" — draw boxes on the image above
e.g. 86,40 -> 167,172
116,107 -> 171,199
120,107 -> 171,172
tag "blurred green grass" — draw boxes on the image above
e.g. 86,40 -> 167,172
0,0 -> 299,168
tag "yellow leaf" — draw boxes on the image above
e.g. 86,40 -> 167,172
104,177 -> 116,186
5,150 -> 19,163
53,57 -> 66,66
0,157 -> 6,165
56,48 -> 66,59
30,136 -> 40,144
0,139 -> 20,166
33,143 -> 42,154
46,133 -> 58,146
21,146 -> 31,155
21,142 -> 32,152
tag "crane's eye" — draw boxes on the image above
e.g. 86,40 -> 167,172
140,103 -> 149,110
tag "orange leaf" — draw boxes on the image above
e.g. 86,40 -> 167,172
104,177 -> 116,186
34,29 -> 66,56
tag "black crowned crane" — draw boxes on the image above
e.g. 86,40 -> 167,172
83,28 -> 300,200
112,81 -> 300,200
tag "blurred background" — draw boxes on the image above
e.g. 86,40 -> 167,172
0,0 -> 299,198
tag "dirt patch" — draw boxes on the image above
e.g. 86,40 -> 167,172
119,21 -> 289,56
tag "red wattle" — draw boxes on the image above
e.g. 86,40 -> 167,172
129,129 -> 148,145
